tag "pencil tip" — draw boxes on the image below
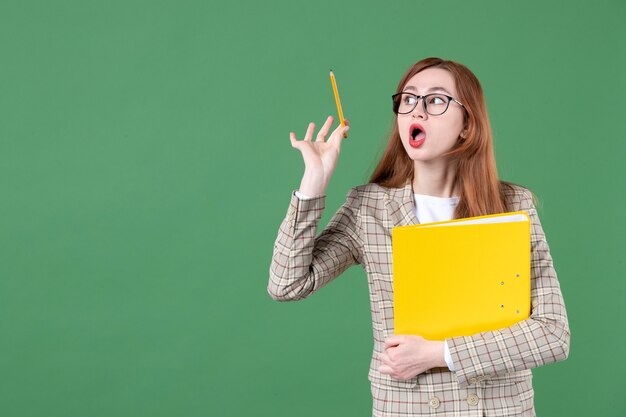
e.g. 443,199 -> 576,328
330,69 -> 333,73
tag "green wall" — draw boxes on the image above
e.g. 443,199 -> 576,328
1,0 -> 624,416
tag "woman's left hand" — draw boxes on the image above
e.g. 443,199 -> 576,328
378,335 -> 447,380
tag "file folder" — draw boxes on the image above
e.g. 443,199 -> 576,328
392,211 -> 531,341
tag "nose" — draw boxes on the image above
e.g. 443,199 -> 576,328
411,97 -> 428,119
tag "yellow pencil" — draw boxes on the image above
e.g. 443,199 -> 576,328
329,69 -> 348,138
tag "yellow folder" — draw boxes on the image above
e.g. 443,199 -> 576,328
392,211 -> 531,341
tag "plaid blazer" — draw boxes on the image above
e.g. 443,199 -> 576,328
268,182 -> 570,416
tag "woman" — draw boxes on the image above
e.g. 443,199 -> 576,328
268,57 -> 569,416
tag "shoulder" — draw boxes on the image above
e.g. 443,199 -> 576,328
352,182 -> 392,197
348,182 -> 404,205
335,183 -> 405,214
501,181 -> 538,211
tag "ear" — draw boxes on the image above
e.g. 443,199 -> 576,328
458,128 -> 468,143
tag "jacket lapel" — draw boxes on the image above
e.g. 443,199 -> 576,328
385,183 -> 420,227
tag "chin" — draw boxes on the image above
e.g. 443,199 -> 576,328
409,155 -> 432,162
402,146 -> 428,159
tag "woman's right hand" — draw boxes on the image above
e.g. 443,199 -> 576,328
289,115 -> 350,197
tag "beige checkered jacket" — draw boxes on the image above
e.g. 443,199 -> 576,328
268,182 -> 569,416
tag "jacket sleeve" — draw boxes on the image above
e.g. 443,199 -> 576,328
447,188 -> 570,388
267,188 -> 364,301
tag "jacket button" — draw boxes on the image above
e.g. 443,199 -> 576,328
429,396 -> 440,409
467,394 -> 480,406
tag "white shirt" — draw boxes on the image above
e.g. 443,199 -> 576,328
413,193 -> 460,372
413,193 -> 460,224
295,190 -> 459,372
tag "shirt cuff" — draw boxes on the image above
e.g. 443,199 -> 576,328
444,340 -> 456,372
295,190 -> 314,200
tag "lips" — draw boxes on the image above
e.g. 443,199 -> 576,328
409,123 -> 426,148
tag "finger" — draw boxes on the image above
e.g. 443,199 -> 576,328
384,335 -> 405,347
378,365 -> 393,375
315,115 -> 334,142
384,336 -> 398,347
304,122 -> 315,141
342,118 -> 349,139
329,123 -> 349,146
290,132 -> 306,151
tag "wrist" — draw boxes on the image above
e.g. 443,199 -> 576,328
431,341 -> 447,368
299,169 -> 327,197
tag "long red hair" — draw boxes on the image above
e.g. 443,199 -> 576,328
369,57 -> 523,218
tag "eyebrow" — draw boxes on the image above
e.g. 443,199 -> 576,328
403,85 -> 453,95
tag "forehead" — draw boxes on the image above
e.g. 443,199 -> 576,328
403,68 -> 457,95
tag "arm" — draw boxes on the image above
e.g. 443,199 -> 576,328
267,115 -> 354,301
267,188 -> 363,301
446,189 -> 570,387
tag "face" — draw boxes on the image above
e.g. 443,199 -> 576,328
396,67 -> 467,165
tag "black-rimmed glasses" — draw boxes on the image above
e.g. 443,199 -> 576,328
392,92 -> 465,116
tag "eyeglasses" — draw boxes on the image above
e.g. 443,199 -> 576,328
391,92 -> 465,116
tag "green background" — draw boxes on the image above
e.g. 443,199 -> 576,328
1,0 -> 624,416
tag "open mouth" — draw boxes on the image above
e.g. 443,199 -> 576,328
409,123 -> 426,147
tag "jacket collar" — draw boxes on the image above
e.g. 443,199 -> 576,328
385,182 -> 420,227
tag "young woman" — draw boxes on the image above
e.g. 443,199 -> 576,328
268,57 -> 569,417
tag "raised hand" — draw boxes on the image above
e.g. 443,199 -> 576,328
290,115 -> 350,197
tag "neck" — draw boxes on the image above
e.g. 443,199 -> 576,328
412,159 -> 459,198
